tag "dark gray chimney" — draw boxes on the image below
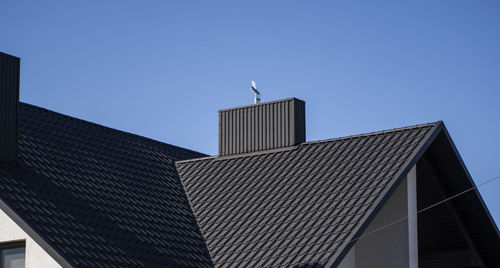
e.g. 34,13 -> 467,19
0,52 -> 20,164
219,98 -> 305,156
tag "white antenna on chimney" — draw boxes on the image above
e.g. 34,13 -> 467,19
250,80 -> 261,104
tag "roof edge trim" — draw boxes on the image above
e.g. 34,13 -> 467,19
327,121 -> 444,267
20,102 -> 206,157
177,122 -> 440,164
304,122 -> 439,146
0,198 -> 73,268
173,166 -> 215,267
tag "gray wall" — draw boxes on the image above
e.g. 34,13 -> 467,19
337,245 -> 355,268
355,177 -> 409,268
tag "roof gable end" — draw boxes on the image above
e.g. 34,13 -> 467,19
177,122 -> 441,267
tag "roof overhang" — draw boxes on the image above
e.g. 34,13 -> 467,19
329,121 -> 500,267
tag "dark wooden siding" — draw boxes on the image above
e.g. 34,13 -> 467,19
0,52 -> 20,163
219,98 -> 305,155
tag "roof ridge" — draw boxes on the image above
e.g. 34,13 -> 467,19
20,102 -> 207,157
303,121 -> 441,146
176,121 -> 441,164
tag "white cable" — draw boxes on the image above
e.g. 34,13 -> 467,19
348,174 -> 500,244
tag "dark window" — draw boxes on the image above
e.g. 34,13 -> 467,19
0,241 -> 25,268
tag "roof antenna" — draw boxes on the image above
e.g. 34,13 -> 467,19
250,80 -> 261,104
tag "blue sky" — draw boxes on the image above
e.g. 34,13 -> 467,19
1,1 -> 499,225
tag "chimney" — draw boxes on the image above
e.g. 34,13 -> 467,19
0,52 -> 20,164
219,98 -> 305,156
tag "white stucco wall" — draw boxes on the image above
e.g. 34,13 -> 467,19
0,207 -> 62,268
355,175 -> 409,268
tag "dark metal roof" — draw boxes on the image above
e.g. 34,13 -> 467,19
177,122 -> 439,267
1,99 -> 498,267
0,103 -> 213,267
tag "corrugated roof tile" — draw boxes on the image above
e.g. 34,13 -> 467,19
0,103 -> 213,267
177,123 -> 436,267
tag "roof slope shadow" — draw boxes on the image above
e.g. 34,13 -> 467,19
0,103 -> 213,267
176,121 -> 500,267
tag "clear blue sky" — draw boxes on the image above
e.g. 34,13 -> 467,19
1,1 -> 499,225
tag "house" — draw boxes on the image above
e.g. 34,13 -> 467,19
0,51 -> 499,268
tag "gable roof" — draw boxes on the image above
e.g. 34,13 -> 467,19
176,122 -> 440,267
177,121 -> 500,267
0,103 -> 213,267
1,101 -> 498,268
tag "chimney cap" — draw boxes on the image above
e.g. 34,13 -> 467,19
0,51 -> 20,60
218,97 -> 304,113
